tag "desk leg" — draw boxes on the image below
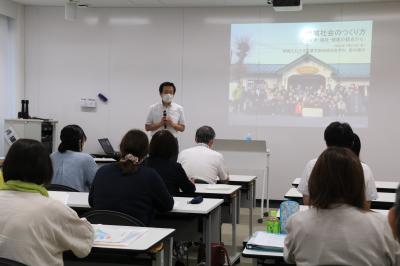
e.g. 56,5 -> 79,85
164,236 -> 173,266
153,248 -> 164,266
211,205 -> 222,242
231,192 -> 238,258
249,180 -> 255,237
203,212 -> 212,266
237,189 -> 241,224
204,205 -> 221,266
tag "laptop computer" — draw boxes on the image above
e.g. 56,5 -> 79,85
92,138 -> 120,159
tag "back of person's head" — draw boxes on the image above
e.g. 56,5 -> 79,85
389,186 -> 400,241
58,125 -> 86,153
149,130 -> 178,161
118,129 -> 149,173
3,139 -> 53,185
195,126 -> 216,145
309,147 -> 366,210
324,121 -> 354,148
351,133 -> 361,157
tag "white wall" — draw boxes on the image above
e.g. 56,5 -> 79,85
0,1 -> 24,156
24,3 -> 400,199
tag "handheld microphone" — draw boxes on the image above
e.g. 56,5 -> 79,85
163,110 -> 167,129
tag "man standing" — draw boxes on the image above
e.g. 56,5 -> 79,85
145,82 -> 185,137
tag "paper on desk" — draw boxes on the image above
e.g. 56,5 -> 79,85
173,201 -> 180,209
246,231 -> 285,251
93,225 -> 148,246
48,191 -> 69,204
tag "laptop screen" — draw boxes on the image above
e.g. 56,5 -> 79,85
98,138 -> 115,155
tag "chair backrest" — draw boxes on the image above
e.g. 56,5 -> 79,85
0,258 -> 27,266
45,184 -> 79,192
82,210 -> 145,226
194,179 -> 209,184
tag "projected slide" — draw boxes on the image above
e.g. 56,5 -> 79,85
229,21 -> 373,127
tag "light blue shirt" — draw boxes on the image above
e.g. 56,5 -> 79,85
50,151 -> 98,192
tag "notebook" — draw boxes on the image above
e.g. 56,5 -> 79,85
246,231 -> 285,252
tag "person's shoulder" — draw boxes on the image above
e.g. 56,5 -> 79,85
139,165 -> 159,176
360,210 -> 391,232
37,196 -> 78,219
171,102 -> 183,109
150,102 -> 162,109
78,152 -> 96,161
286,208 -> 315,229
97,163 -> 118,174
50,151 -> 59,158
361,162 -> 373,176
365,210 -> 386,222
71,152 -> 96,164
138,165 -> 163,181
306,158 -> 318,167
180,146 -> 196,155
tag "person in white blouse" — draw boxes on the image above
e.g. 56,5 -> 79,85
178,126 -> 229,184
298,121 -> 377,208
145,81 -> 185,137
0,139 -> 94,266
285,147 -> 400,266
388,186 -> 400,241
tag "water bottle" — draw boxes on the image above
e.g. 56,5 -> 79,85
245,133 -> 252,143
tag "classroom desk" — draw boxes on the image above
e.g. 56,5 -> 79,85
90,225 -> 175,266
194,184 -> 242,264
229,174 -> 257,237
242,247 -> 285,265
276,205 -> 389,217
49,192 -> 223,266
94,157 -> 116,164
292,178 -> 399,193
284,187 -> 396,209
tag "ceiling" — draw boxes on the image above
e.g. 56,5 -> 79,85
11,0 -> 400,8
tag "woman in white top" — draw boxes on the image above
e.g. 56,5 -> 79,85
285,147 -> 400,266
0,139 -> 94,266
389,186 -> 400,242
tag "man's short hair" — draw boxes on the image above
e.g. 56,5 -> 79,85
195,126 -> 216,144
324,121 -> 354,148
159,82 -> 176,94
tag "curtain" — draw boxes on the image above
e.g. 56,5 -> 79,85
0,14 -> 15,156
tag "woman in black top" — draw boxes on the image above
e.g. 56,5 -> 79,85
89,129 -> 174,226
146,130 -> 196,196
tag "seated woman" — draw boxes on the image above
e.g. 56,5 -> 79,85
285,147 -> 400,266
0,139 -> 94,266
51,125 -> 98,191
389,186 -> 400,242
89,129 -> 174,226
146,130 -> 195,196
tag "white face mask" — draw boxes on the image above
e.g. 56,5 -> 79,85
162,93 -> 174,103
